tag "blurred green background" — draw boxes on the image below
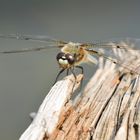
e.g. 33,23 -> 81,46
0,0 -> 140,139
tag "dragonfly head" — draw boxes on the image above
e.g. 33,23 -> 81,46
56,52 -> 75,69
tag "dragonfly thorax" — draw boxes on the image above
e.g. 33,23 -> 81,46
56,52 -> 75,69
61,42 -> 81,54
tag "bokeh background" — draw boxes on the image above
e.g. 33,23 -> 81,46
0,0 -> 140,139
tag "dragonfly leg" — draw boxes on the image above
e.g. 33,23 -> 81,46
53,68 -> 65,85
70,67 -> 77,80
75,66 -> 84,90
69,67 -> 77,92
66,69 -> 69,76
75,65 -> 84,74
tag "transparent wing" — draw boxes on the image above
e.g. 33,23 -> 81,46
0,34 -> 65,43
87,38 -> 140,50
0,34 -> 67,53
86,39 -> 140,75
85,38 -> 140,64
0,45 -> 60,54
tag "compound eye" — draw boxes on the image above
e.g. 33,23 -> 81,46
56,52 -> 65,61
65,53 -> 75,64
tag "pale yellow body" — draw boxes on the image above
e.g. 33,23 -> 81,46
61,42 -> 98,66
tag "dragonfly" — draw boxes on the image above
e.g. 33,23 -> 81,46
0,34 -> 139,85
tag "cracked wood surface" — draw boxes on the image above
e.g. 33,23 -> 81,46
20,44 -> 140,140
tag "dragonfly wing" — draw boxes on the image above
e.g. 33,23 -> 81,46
0,34 -> 67,44
0,34 -> 68,53
86,40 -> 140,75
0,44 -> 61,54
86,54 -> 98,64
89,38 -> 140,51
86,38 -> 140,60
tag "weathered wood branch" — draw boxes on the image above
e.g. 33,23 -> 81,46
20,44 -> 140,140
